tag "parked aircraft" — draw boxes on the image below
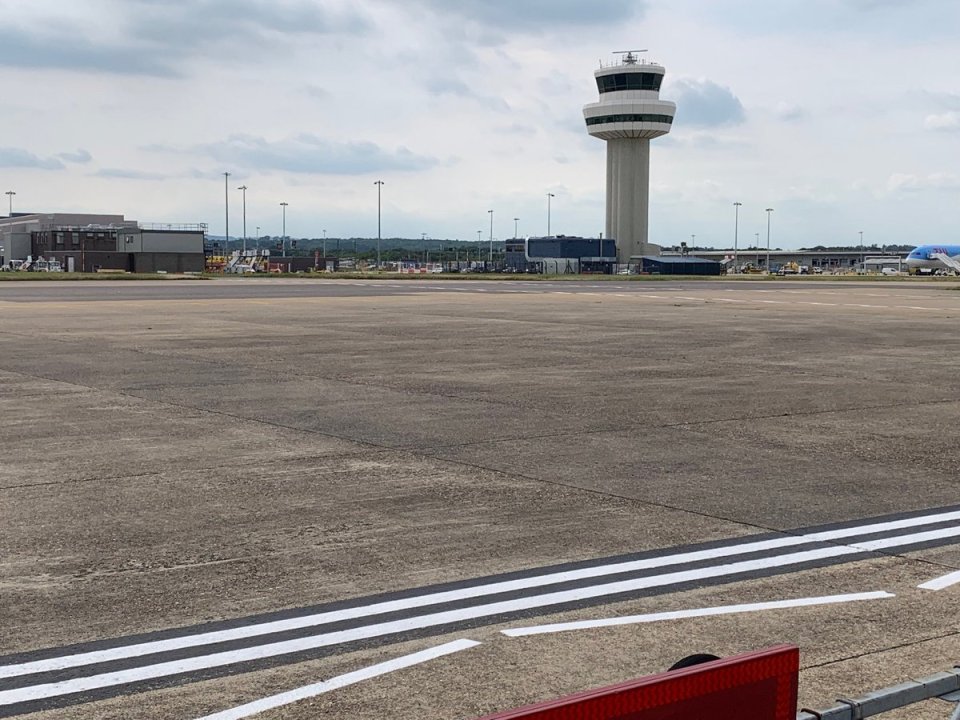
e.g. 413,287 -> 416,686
904,245 -> 960,274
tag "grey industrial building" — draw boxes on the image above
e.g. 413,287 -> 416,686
0,213 -> 206,273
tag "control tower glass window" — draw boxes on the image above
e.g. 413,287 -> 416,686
585,114 -> 674,126
596,73 -> 663,94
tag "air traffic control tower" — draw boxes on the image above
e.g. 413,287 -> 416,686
584,51 -> 676,262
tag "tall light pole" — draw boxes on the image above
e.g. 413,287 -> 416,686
222,172 -> 230,255
374,180 -> 384,269
280,202 -> 288,258
514,217 -> 519,238
322,229 -> 327,260
237,185 -> 248,253
859,230 -> 864,270
488,209 -> 494,264
765,208 -> 774,272
255,226 -> 260,251
546,193 -> 555,236
755,233 -> 760,267
733,201 -> 742,273
422,232 -> 427,264
4,190 -> 14,217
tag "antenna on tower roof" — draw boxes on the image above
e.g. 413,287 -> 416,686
613,49 -> 648,65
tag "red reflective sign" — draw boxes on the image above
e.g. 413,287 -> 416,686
476,645 -> 799,720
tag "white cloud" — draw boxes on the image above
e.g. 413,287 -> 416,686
667,79 -> 746,128
95,168 -> 168,181
924,112 -> 960,131
774,101 -> 805,121
2,0 -> 960,247
186,134 -> 440,175
412,0 -> 643,34
0,148 -> 65,170
0,1 -> 371,77
886,172 -> 960,193
58,149 -> 94,164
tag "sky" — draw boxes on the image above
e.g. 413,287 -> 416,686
1,0 -> 959,249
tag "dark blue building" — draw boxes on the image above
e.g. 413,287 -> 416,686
638,255 -> 722,275
506,236 -> 617,273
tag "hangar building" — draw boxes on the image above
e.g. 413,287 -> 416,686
0,213 -> 206,273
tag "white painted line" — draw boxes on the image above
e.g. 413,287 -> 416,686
3,509 -> 958,680
918,569 -> 960,591
0,547 -> 866,706
853,524 -> 960,552
6,526 -> 960,706
194,639 -> 480,720
501,591 -> 895,637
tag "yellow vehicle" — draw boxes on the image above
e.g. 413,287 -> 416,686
776,261 -> 803,275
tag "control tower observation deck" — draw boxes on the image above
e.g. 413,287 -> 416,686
583,51 -> 676,262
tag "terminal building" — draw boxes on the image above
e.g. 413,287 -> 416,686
660,248 -> 910,272
0,213 -> 206,273
505,236 -> 617,273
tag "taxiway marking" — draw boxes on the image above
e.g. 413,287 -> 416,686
195,639 -> 480,720
918,569 -> 960,591
502,591 -> 895,637
2,506 -> 958,716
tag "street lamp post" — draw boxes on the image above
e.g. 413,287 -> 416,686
733,202 -> 742,273
488,209 -> 494,264
223,172 -> 231,256
237,185 -> 248,253
4,190 -> 14,217
322,229 -> 327,261
514,217 -> 519,238
755,233 -> 760,267
546,193 -> 555,236
765,208 -> 774,272
374,180 -> 384,269
859,230 -> 864,271
255,226 -> 260,251
280,202 -> 288,259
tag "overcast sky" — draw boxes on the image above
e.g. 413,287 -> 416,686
1,0 -> 958,248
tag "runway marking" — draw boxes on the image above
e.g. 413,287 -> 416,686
2,506 -> 958,716
2,508 -> 959,681
918,569 -> 960,591
501,591 -> 895,637
194,639 -> 480,720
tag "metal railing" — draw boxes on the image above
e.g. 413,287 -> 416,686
797,667 -> 960,719
139,223 -> 208,232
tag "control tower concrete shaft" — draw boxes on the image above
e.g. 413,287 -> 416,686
584,52 -> 676,263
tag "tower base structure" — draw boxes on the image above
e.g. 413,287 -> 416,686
606,138 -> 651,263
